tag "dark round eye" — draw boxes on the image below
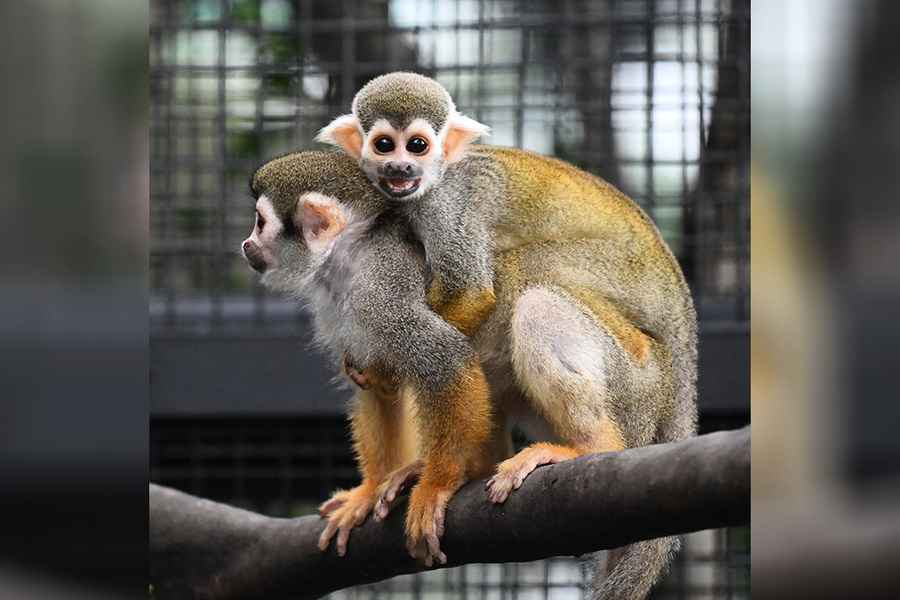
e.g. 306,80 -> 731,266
373,136 -> 395,154
256,210 -> 266,230
406,137 -> 428,154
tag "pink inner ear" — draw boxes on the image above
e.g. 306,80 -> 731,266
319,115 -> 364,159
442,114 -> 488,163
443,127 -> 469,163
303,203 -> 330,238
333,127 -> 363,160
300,198 -> 347,251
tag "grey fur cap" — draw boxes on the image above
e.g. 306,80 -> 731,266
352,72 -> 454,132
250,150 -> 383,218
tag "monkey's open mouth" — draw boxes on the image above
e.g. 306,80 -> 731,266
380,177 -> 421,198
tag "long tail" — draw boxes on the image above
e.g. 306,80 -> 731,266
591,537 -> 681,600
592,296 -> 698,600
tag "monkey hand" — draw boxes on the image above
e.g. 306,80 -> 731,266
343,355 -> 401,397
317,484 -> 378,557
373,459 -> 424,522
342,353 -> 372,389
405,478 -> 463,567
427,279 -> 496,337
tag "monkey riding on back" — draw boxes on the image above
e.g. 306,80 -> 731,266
242,72 -> 698,600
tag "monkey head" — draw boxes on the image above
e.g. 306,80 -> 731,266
316,72 -> 489,201
240,151 -> 381,293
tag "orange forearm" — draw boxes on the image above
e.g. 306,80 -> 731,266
414,359 -> 493,485
350,381 -> 416,486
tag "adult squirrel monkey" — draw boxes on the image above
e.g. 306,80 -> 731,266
242,144 -> 697,599
242,151 -> 493,567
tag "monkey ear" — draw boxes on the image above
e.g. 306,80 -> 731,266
442,113 -> 490,164
295,194 -> 348,253
316,114 -> 364,160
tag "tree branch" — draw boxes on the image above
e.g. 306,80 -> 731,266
150,427 -> 750,599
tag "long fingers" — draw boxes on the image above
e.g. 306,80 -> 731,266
425,530 -> 446,566
406,485 -> 453,567
317,488 -> 375,556
335,519 -> 353,557
318,491 -> 349,516
374,460 -> 424,522
318,517 -> 340,551
374,479 -> 405,522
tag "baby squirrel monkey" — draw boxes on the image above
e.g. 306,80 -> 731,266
242,151 -> 494,567
316,72 -> 495,337
318,71 -> 686,338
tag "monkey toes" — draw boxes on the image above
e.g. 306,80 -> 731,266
318,485 -> 378,557
374,459 -> 424,521
405,483 -> 453,567
486,444 -> 579,504
318,489 -> 352,516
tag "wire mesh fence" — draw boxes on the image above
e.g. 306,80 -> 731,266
150,0 -> 750,336
150,0 -> 750,596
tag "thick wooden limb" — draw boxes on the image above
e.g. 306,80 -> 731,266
149,427 -> 750,599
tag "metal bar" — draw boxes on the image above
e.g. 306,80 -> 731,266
148,13 -> 742,36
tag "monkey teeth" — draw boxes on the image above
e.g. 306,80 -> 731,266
388,179 -> 416,191
382,177 -> 421,196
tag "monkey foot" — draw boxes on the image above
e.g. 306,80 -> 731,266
374,459 -> 424,521
318,488 -> 351,517
317,484 -> 378,557
485,443 -> 579,504
405,482 -> 457,567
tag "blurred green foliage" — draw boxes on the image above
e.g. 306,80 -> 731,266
264,72 -> 294,96
228,129 -> 261,158
230,0 -> 260,25
262,34 -> 301,65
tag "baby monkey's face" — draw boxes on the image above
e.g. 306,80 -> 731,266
317,101 -> 489,204
359,118 -> 445,201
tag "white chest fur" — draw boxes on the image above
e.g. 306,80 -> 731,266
300,211 -> 374,364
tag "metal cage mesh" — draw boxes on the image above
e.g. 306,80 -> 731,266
150,0 -> 749,337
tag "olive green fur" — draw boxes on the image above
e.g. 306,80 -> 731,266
250,150 -> 386,218
352,72 -> 453,133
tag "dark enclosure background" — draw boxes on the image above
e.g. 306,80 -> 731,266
150,0 -> 749,597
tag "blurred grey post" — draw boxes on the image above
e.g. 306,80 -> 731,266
753,0 -> 900,597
